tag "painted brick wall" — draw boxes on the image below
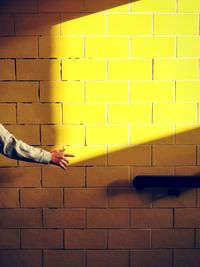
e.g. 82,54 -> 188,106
0,0 -> 200,267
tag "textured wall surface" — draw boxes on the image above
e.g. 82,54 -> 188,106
0,0 -> 200,266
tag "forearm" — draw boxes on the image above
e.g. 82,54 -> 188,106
0,124 -> 51,164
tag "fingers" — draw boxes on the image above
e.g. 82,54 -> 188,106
59,161 -> 66,170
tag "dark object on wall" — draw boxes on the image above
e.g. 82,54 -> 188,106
133,175 -> 200,197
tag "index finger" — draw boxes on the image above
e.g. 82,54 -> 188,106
64,154 -> 75,157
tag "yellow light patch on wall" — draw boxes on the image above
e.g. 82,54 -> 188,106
177,37 -> 200,57
41,125 -> 85,145
61,13 -> 106,35
108,103 -> 152,124
62,59 -> 106,80
85,37 -> 129,58
63,104 -> 106,124
154,59 -> 198,80
131,37 -> 175,58
131,81 -> 175,102
131,0 -> 176,12
40,81 -> 84,102
108,14 -> 153,35
153,103 -> 197,123
63,146 -> 107,166
176,82 -> 200,101
178,0 -> 200,12
108,59 -> 152,80
86,81 -> 128,102
39,36 -> 83,58
130,125 -> 174,145
86,126 -> 128,145
176,125 -> 200,144
154,14 -> 199,35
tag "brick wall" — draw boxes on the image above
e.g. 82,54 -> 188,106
0,0 -> 200,266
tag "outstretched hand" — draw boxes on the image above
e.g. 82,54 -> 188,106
50,149 -> 75,170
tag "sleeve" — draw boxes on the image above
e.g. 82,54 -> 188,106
0,124 -> 51,164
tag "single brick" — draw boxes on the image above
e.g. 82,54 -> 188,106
130,125 -> 174,145
108,59 -> 152,80
0,188 -> 19,208
62,59 -> 106,80
0,167 -> 41,187
87,250 -> 129,267
86,166 -> 129,187
152,229 -> 194,248
20,188 -> 63,208
86,81 -> 128,102
175,125 -> 200,145
43,208 -> 86,228
153,103 -> 197,124
43,250 -> 85,267
0,230 -> 20,248
41,125 -> 85,145
175,208 -> 200,228
85,37 -> 129,58
108,145 -> 151,166
59,145 -> 107,166
15,14 -> 60,35
61,13 -> 106,35
177,37 -> 200,57
86,126 -> 128,145
63,103 -> 106,124
154,14 -> 198,35
174,249 -> 200,267
87,208 -> 129,228
130,81 -> 175,102
0,59 -> 15,80
0,37 -> 38,58
65,188 -> 107,208
108,103 -> 152,124
18,103 -> 62,124
131,208 -> 173,228
6,125 -> 40,146
39,36 -> 83,58
40,81 -> 84,102
65,229 -> 107,249
16,59 -> 60,81
131,166 -> 174,179
42,167 -> 85,187
108,188 -> 152,208
154,59 -> 198,80
108,14 -> 153,35
0,208 -> 42,228
0,0 -> 37,13
108,229 -> 150,249
178,0 -> 200,12
0,250 -> 42,267
21,229 -> 63,248
132,0 -> 176,12
131,249 -> 173,267
0,82 -> 38,102
153,188 -> 196,208
152,145 -> 196,166
131,37 -> 175,58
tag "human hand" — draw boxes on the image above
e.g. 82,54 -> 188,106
50,149 -> 75,170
